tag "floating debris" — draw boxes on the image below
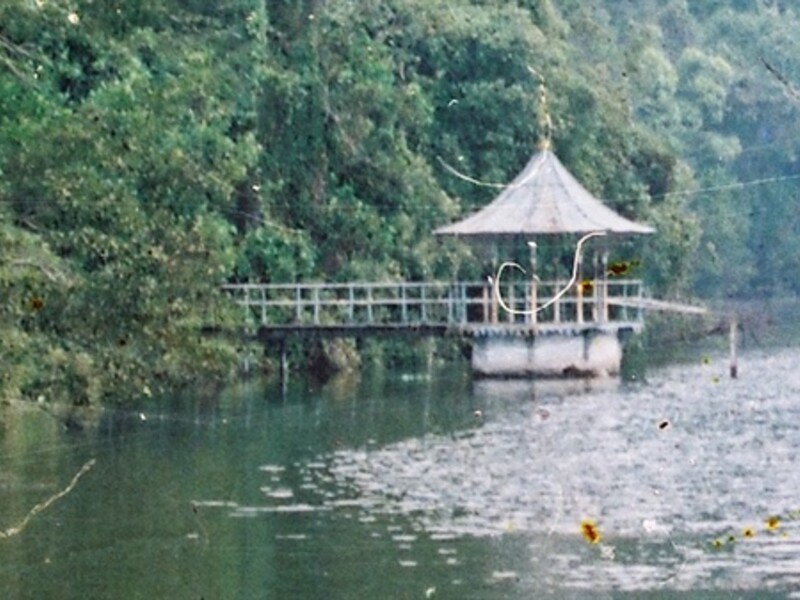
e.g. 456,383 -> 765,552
766,516 -> 781,531
580,519 -> 601,545
641,518 -> 670,535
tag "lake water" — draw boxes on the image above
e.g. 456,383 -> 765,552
2,345 -> 800,599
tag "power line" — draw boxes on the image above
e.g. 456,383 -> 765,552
649,172 -> 800,202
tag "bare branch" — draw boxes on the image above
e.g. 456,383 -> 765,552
0,459 -> 96,539
7,258 -> 69,284
0,34 -> 37,60
0,53 -> 28,81
761,57 -> 800,103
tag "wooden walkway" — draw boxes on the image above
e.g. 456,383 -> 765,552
222,279 -> 650,338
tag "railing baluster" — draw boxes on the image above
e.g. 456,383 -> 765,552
461,283 -> 468,324
261,287 -> 267,325
348,285 -> 355,322
401,284 -> 408,324
313,286 -> 320,325
446,285 -> 454,323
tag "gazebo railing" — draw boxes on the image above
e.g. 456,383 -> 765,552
222,280 -> 644,329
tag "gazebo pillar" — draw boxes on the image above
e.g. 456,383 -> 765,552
490,245 -> 499,324
576,248 -> 584,324
599,250 -> 609,323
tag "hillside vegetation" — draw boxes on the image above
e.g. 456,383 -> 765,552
2,0 -> 799,403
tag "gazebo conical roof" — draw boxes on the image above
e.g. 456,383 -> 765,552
434,149 -> 655,238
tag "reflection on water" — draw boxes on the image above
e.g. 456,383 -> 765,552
1,349 -> 800,598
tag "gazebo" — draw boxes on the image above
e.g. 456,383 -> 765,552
435,148 -> 654,238
435,147 -> 655,377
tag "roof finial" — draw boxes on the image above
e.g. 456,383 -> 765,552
528,66 -> 552,151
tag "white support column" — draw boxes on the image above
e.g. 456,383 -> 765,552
528,241 -> 538,326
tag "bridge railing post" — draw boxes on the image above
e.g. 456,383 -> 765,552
401,284 -> 408,324
313,286 -> 320,325
348,285 -> 355,322
461,283 -> 468,324
260,287 -> 267,325
552,280 -> 561,323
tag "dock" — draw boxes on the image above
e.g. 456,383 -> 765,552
223,279 -> 659,379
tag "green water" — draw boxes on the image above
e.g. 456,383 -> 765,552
2,350 -> 800,599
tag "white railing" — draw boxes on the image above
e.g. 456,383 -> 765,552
222,280 -> 645,329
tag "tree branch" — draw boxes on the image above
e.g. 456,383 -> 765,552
0,459 -> 96,539
761,57 -> 800,104
7,258 -> 69,284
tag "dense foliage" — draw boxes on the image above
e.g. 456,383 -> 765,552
2,0 -> 799,403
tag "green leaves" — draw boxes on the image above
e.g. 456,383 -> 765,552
0,1 -> 258,403
4,0 -> 800,400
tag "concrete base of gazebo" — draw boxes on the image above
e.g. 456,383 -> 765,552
470,328 -> 630,378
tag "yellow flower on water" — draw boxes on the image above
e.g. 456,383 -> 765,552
742,527 -> 755,539
710,539 -> 723,549
766,516 -> 780,531
580,519 -> 601,545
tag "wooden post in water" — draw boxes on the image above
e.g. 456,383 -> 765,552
279,337 -> 288,392
528,241 -> 538,325
729,316 -> 738,379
